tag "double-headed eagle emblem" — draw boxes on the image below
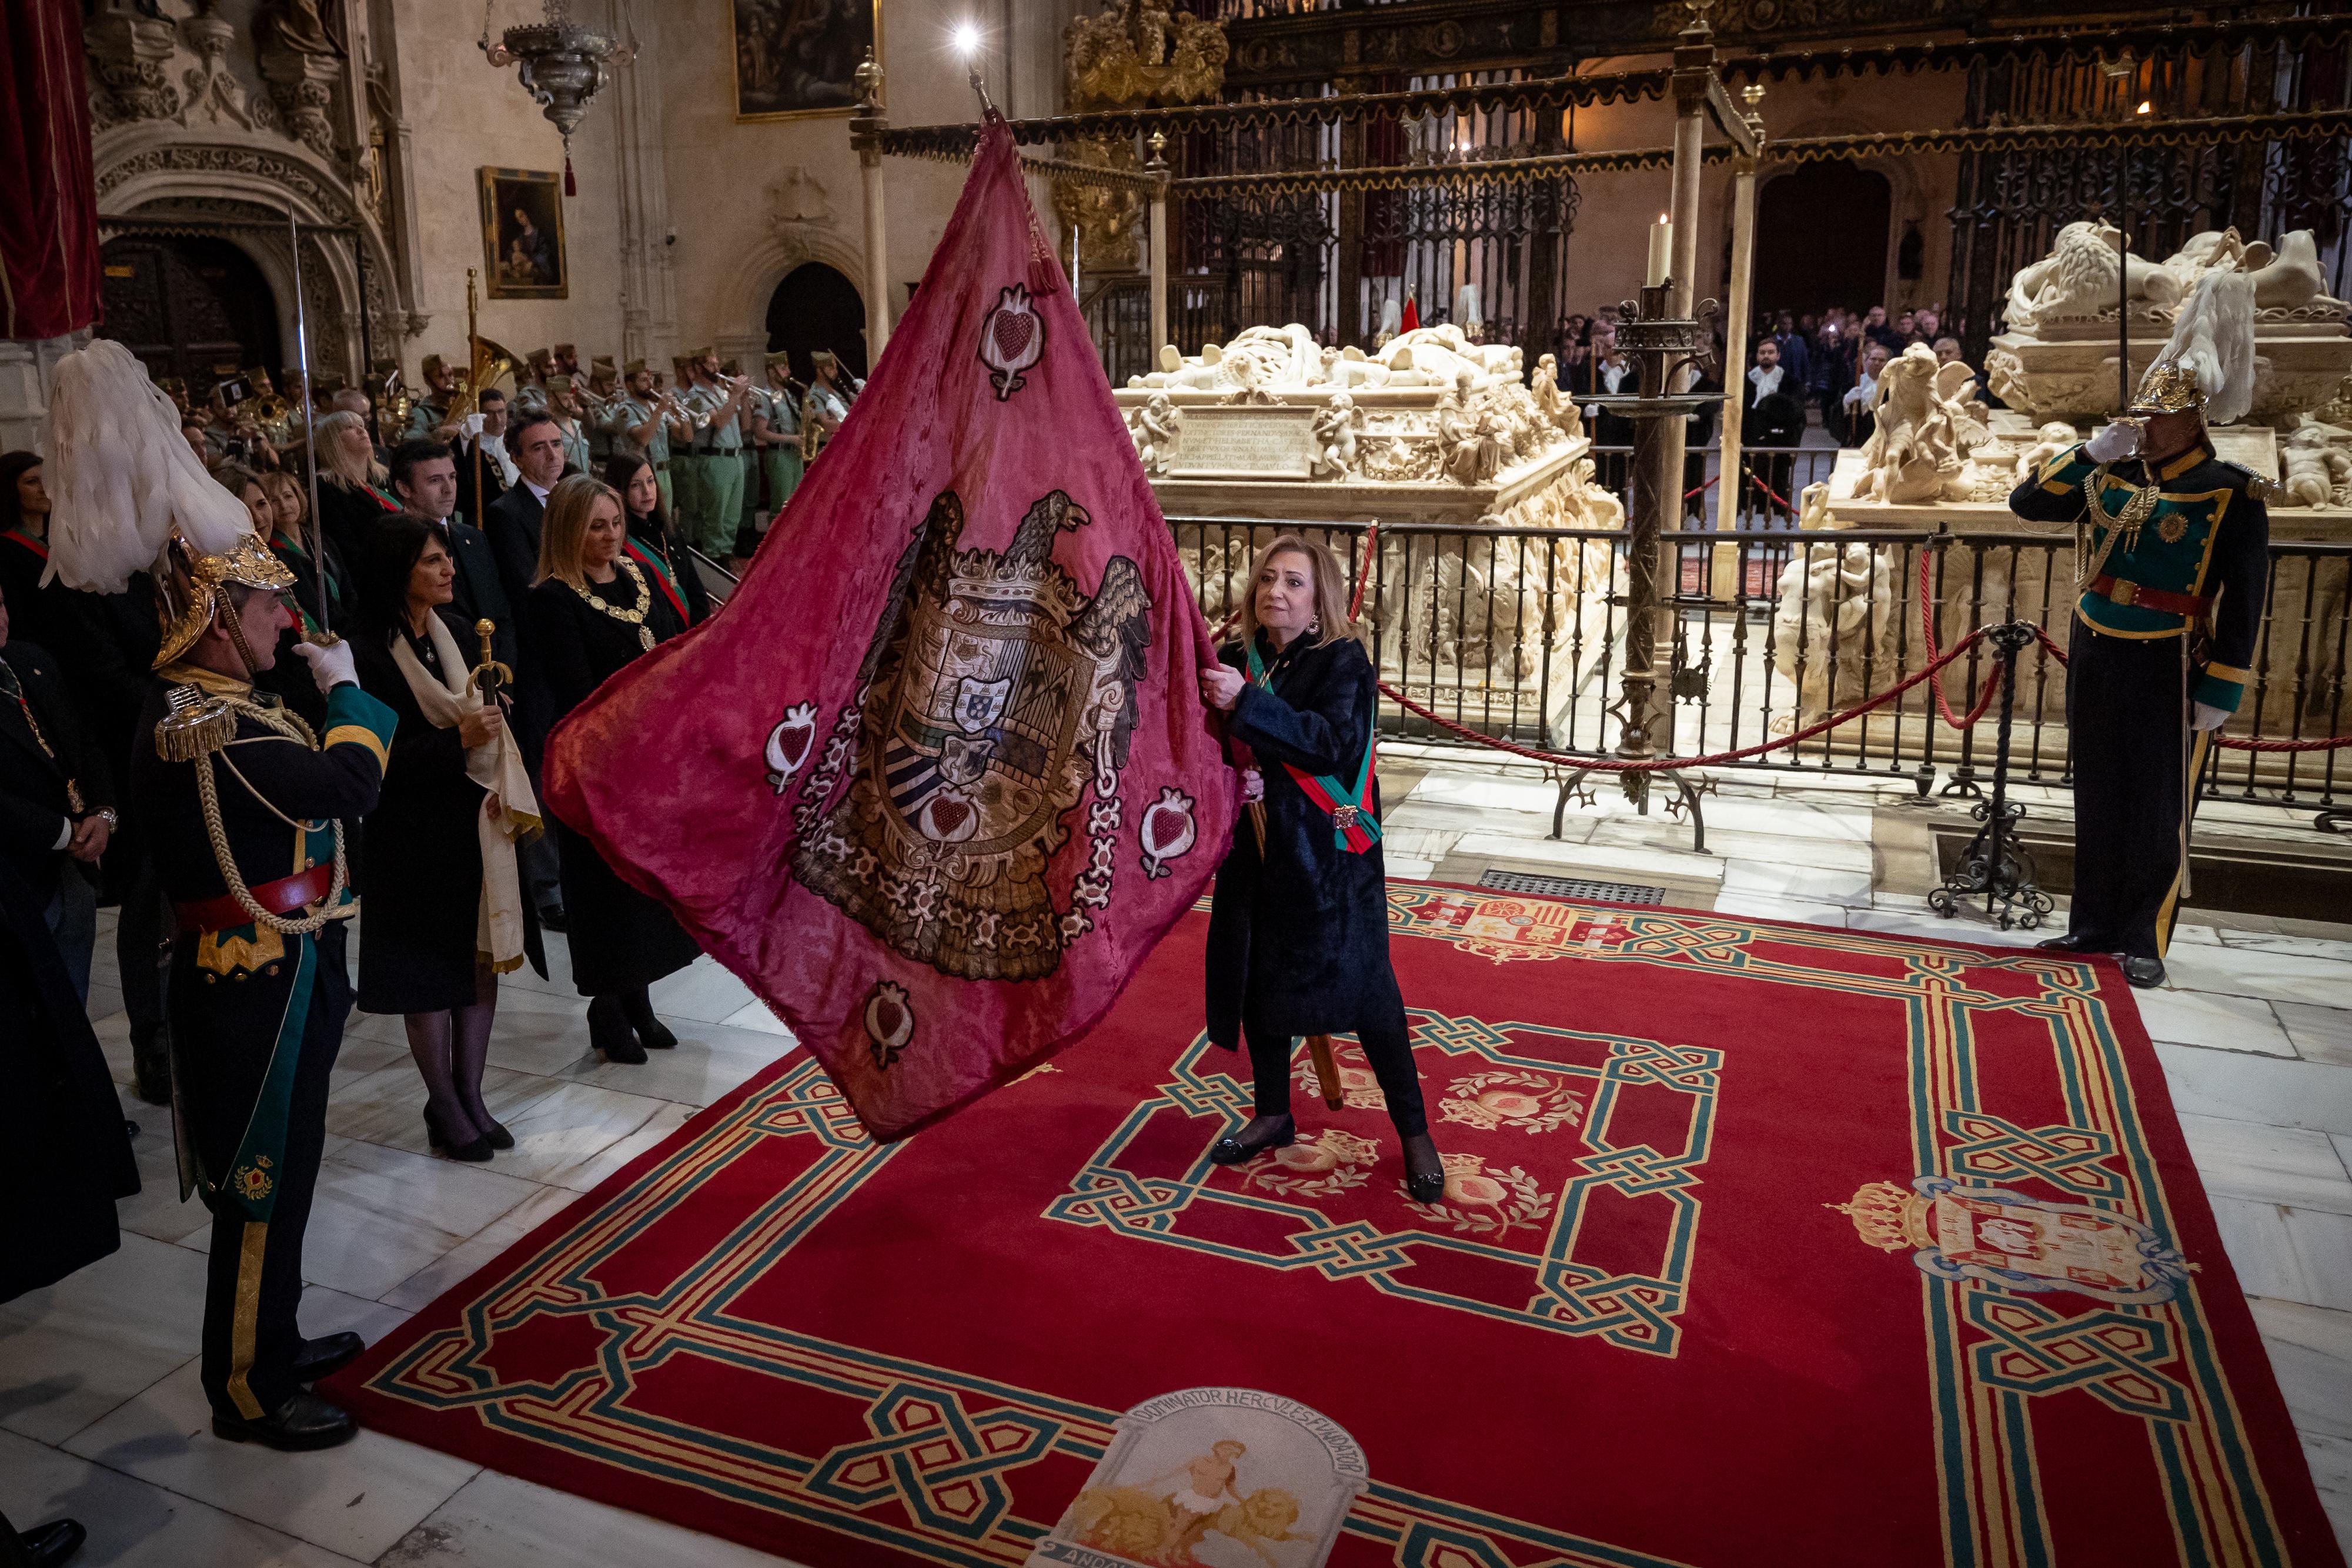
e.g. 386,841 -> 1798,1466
793,487 -> 1153,981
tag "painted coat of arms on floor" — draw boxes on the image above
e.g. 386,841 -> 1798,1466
1833,1175 -> 2194,1305
794,486 -> 1154,982
1025,1388 -> 1366,1568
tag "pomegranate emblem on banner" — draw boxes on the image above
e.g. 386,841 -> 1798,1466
793,487 -> 1153,984
978,282 -> 1047,400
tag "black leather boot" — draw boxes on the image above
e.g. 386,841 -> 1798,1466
212,1391 -> 357,1451
589,995 -> 646,1064
617,989 -> 676,1051
130,1025 -> 173,1107
292,1331 -> 366,1383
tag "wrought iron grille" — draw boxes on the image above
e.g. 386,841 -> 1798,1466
1168,68 -> 1581,365
1948,36 -> 2352,360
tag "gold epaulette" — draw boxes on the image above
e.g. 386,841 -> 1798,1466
155,684 -> 237,762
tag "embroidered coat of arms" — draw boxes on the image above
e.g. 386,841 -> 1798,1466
793,486 -> 1154,981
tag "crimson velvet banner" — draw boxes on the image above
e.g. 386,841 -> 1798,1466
544,114 -> 1238,1142
0,0 -> 101,340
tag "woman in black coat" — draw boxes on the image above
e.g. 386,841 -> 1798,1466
603,452 -> 710,627
528,473 -> 701,1065
1198,535 -> 1444,1202
350,517 -> 543,1162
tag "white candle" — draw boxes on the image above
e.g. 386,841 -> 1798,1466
1647,216 -> 1673,288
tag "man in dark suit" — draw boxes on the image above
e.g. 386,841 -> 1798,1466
450,388 -> 512,530
1742,338 -> 1808,526
484,407 -> 568,614
460,416 -> 571,928
0,596 -> 115,1002
389,439 -> 517,678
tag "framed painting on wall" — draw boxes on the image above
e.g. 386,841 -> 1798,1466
479,168 -> 567,300
731,0 -> 878,121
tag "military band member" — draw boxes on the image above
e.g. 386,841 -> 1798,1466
516,346 -> 556,412
749,351 -> 804,529
553,343 -> 582,381
680,347 -> 751,560
800,350 -> 856,466
406,355 -> 459,440
603,360 -> 687,516
2008,269 -> 2269,988
45,341 -> 399,1451
548,375 -> 594,476
584,355 -> 621,467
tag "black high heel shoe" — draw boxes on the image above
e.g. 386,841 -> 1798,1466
423,1105 -> 493,1164
1401,1132 -> 1445,1204
468,1112 -> 515,1151
589,994 -> 647,1064
617,991 -> 677,1051
1209,1114 -> 1295,1166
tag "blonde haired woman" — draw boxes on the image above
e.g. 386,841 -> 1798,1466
529,474 -> 701,1064
1197,534 -> 1444,1202
310,407 -> 402,563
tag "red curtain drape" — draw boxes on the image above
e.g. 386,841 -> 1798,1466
0,0 -> 101,340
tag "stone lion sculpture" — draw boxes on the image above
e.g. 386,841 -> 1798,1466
2005,221 -> 2182,329
1853,343 -> 1984,503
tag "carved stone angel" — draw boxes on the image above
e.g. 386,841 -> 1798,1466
1855,344 -> 1983,504
1310,392 -> 1362,478
1128,393 -> 1180,474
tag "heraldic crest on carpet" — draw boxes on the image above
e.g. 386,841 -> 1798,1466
793,485 -> 1155,984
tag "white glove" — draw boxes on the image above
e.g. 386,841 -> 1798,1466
2085,420 -> 2141,463
293,638 -> 358,694
463,411 -> 486,438
2191,701 -> 2230,733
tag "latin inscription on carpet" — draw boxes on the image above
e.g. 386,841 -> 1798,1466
1167,406 -> 1317,479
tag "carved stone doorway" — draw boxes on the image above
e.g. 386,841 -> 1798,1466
1753,161 -> 1893,321
97,235 -> 284,397
764,263 -> 866,383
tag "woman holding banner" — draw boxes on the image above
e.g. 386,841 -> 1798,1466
1197,534 -> 1445,1204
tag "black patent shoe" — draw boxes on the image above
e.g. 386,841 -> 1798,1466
17,1519 -> 85,1566
423,1106 -> 493,1164
293,1331 -> 365,1383
2034,933 -> 2104,952
2117,954 -> 2166,989
1401,1133 -> 1446,1204
212,1391 -> 357,1452
589,995 -> 647,1064
1209,1114 -> 1295,1166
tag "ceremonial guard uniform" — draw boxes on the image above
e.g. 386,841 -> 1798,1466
46,341 -> 397,1452
2007,270 -> 2269,986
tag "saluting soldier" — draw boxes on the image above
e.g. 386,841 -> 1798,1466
2008,269 -> 2269,988
603,359 -> 687,517
44,342 -> 399,1451
748,350 -> 804,531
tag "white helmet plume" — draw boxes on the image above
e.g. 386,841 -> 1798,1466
2145,267 -> 2257,425
35,339 -> 256,594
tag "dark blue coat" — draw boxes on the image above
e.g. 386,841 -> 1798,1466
1204,630 -> 1402,1048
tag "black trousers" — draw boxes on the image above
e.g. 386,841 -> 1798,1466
1245,1008 -> 1428,1138
176,925 -> 348,1421
2066,628 -> 2206,961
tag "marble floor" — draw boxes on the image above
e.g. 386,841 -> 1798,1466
5,745 -> 2349,1566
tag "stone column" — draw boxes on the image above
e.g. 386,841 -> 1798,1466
848,51 -> 891,363
607,0 -> 675,366
1145,133 -> 1170,360
1714,153 -> 1759,535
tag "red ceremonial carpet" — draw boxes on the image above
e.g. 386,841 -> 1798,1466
330,887 -> 2345,1568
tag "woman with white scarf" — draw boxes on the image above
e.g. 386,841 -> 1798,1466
350,516 -> 544,1162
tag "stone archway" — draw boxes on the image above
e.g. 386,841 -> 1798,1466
1755,161 -> 1893,319
718,226 -> 871,374
766,263 -> 868,383
96,233 -> 284,394
93,136 -> 401,383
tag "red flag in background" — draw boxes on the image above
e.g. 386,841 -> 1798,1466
1398,290 -> 1419,335
543,116 -> 1238,1142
